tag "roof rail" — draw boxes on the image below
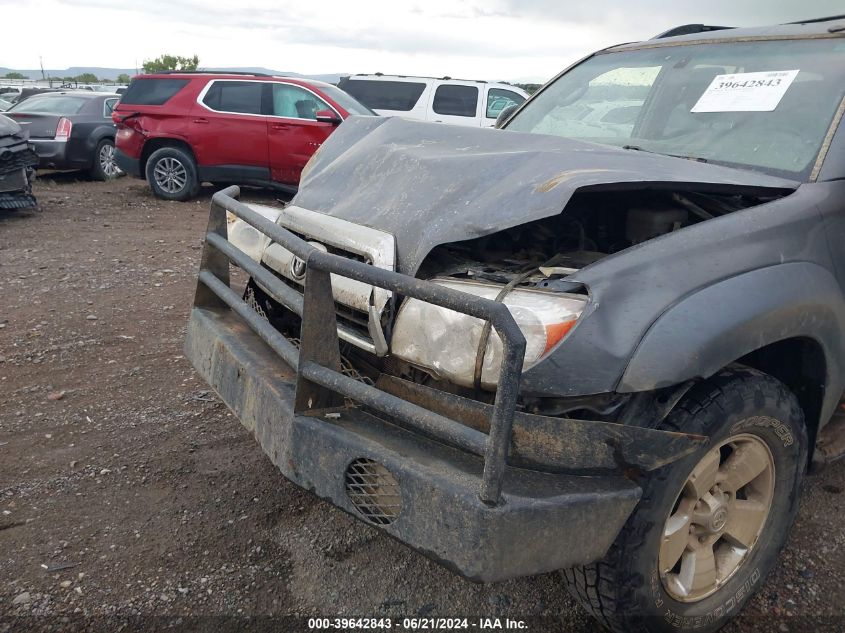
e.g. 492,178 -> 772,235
652,24 -> 735,39
154,70 -> 272,77
348,73 -> 492,84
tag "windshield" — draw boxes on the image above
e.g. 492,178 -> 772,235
319,84 -> 376,116
506,39 -> 845,179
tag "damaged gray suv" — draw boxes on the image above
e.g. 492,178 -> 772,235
186,17 -> 845,632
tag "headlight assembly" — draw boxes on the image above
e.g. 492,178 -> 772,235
391,279 -> 587,389
225,203 -> 282,263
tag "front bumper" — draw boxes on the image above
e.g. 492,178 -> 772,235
186,305 -> 642,581
0,141 -> 37,209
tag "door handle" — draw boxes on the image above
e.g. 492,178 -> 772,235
271,123 -> 289,130
193,118 -> 209,124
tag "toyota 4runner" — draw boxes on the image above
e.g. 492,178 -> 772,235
185,17 -> 845,633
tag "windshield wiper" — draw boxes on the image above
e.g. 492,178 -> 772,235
622,144 -> 650,152
622,145 -> 708,164
669,153 -> 708,163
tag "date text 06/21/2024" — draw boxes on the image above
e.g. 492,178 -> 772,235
307,618 -> 529,630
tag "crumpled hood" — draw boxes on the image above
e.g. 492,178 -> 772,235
294,116 -> 799,274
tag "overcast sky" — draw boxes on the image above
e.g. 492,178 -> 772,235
1,0 -> 842,82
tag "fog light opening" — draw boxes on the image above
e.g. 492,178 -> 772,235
344,458 -> 402,525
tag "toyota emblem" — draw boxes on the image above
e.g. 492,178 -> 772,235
290,256 -> 307,280
289,242 -> 328,281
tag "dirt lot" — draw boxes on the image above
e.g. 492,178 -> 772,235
1,174 -> 844,632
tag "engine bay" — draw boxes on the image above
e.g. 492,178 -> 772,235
417,187 -> 785,286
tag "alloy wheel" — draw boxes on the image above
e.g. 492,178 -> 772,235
153,157 -> 188,194
659,433 -> 775,602
99,143 -> 122,178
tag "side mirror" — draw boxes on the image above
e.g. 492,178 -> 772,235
315,109 -> 342,125
495,104 -> 519,129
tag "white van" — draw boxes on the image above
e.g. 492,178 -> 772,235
337,74 -> 529,127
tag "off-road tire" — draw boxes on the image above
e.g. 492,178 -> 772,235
564,367 -> 807,633
145,147 -> 200,201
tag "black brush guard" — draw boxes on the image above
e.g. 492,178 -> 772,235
195,186 -> 528,505
193,187 -> 707,503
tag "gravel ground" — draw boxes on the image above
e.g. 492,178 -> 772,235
1,174 -> 844,632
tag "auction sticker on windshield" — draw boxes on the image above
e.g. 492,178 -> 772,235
691,70 -> 799,113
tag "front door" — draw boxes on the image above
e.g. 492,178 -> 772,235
483,87 -> 526,127
267,82 -> 337,185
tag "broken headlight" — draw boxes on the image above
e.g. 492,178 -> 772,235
391,279 -> 587,389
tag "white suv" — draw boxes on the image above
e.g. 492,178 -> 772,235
337,74 -> 528,127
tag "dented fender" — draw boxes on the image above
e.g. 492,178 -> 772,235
620,263 -> 845,421
518,183 -> 845,410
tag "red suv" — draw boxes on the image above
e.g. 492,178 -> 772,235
112,72 -> 373,201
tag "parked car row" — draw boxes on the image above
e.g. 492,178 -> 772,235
0,87 -> 66,111
4,71 -> 527,200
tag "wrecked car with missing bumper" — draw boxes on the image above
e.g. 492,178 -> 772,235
186,17 -> 845,633
0,114 -> 37,210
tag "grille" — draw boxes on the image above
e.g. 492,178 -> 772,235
244,286 -> 268,319
245,285 -> 374,391
344,458 -> 401,525
269,265 -> 374,345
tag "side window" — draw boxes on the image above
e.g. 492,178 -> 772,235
202,81 -> 263,115
341,80 -> 426,111
432,84 -> 479,117
271,83 -> 331,120
103,98 -> 118,118
485,88 -> 526,119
